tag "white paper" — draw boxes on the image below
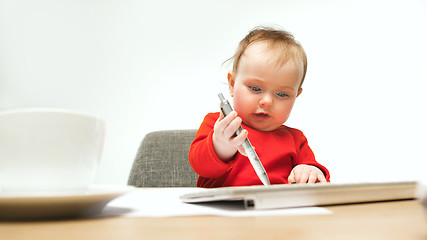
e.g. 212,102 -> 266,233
99,188 -> 332,218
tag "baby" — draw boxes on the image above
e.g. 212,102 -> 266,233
189,26 -> 330,187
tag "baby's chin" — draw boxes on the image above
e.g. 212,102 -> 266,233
243,120 -> 283,132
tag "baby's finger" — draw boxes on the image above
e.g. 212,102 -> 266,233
316,174 -> 327,183
298,171 -> 309,183
308,173 -> 318,183
232,128 -> 247,143
232,129 -> 248,155
288,171 -> 296,184
214,111 -> 237,133
224,116 -> 243,138
237,145 -> 247,156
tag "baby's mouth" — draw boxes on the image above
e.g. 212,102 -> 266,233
253,112 -> 270,119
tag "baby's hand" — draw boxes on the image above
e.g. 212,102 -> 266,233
212,111 -> 248,162
288,165 -> 327,184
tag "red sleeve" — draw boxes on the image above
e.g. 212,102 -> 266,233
290,128 -> 331,182
189,113 -> 233,178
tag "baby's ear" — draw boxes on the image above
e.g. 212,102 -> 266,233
228,72 -> 235,96
296,88 -> 303,98
227,72 -> 234,85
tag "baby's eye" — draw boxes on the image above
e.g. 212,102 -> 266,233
276,92 -> 288,98
249,86 -> 261,92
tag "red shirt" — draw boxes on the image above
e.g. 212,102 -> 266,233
189,112 -> 330,188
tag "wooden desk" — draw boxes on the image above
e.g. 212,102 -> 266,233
0,200 -> 426,240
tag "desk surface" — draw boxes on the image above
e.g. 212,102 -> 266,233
0,199 -> 426,240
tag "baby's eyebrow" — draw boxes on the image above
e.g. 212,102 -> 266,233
274,85 -> 295,91
279,86 -> 295,91
244,78 -> 264,83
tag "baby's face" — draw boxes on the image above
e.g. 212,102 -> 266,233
229,42 -> 302,131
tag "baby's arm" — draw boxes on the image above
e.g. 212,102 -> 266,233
288,165 -> 327,184
212,111 -> 248,162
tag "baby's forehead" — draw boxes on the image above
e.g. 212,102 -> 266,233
242,41 -> 304,70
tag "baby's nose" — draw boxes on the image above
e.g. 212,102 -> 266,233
259,94 -> 273,107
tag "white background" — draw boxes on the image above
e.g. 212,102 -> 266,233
1,0 -> 426,185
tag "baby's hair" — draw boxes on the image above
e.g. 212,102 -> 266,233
228,26 -> 308,89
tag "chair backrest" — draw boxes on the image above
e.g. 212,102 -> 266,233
127,129 -> 199,187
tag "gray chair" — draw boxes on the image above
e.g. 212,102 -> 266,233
128,129 -> 199,187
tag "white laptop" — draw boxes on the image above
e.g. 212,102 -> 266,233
419,183 -> 427,213
180,181 -> 417,210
